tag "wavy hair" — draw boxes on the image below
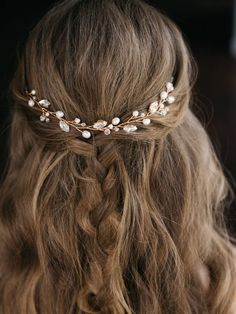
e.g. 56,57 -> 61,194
0,0 -> 236,313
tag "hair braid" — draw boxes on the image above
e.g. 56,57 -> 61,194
71,139 -> 124,312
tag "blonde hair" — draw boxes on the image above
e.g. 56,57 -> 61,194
0,0 -> 236,313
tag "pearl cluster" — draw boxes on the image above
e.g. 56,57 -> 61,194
26,81 -> 175,139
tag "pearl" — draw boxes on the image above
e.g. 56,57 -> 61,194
59,121 -> 70,132
40,115 -> 46,122
112,117 -> 120,125
160,91 -> 168,100
114,127 -> 119,131
45,112 -> 50,117
104,129 -> 111,135
45,118 -> 50,123
56,111 -> 64,118
82,130 -> 91,138
166,82 -> 174,92
132,110 -> 139,117
159,108 -> 168,116
81,122 -> 86,127
28,99 -> 35,107
108,124 -> 114,129
167,96 -> 175,104
31,89 -> 36,95
74,118 -> 81,124
142,118 -> 151,125
140,113 -> 145,117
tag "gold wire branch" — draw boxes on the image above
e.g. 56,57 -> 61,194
26,81 -> 175,139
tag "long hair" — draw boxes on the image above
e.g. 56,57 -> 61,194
0,0 -> 236,313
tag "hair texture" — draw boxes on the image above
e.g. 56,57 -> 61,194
0,0 -> 236,313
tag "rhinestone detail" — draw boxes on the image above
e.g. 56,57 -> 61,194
25,81 -> 175,139
59,121 -> 70,132
93,120 -> 107,128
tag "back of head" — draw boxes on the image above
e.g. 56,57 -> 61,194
1,0 -> 236,313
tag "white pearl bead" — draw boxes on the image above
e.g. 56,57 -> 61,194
104,129 -> 111,135
56,111 -> 64,118
160,91 -> 168,100
45,118 -> 50,123
74,118 -> 81,124
166,82 -> 174,92
167,96 -> 175,104
142,118 -> 151,125
31,89 -> 36,95
28,99 -> 35,107
112,117 -> 120,125
45,112 -> 50,117
159,108 -> 168,116
82,130 -> 91,138
132,110 -> 139,117
40,115 -> 46,122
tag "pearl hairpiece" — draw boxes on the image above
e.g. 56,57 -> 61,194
25,81 -> 175,139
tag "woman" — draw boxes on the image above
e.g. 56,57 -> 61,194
0,0 -> 236,313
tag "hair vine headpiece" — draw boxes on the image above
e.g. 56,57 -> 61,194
25,80 -> 175,139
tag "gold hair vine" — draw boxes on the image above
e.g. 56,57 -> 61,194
26,81 -> 175,139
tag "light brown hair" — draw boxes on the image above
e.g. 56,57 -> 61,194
0,0 -> 236,313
